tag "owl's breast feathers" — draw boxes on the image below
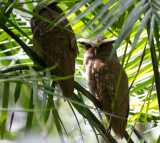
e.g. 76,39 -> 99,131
31,3 -> 78,98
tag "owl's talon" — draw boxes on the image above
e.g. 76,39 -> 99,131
105,122 -> 111,137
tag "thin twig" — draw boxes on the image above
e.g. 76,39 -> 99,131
128,44 -> 147,91
0,66 -> 43,73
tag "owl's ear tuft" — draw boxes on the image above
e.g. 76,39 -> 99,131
77,38 -> 91,46
101,37 -> 117,45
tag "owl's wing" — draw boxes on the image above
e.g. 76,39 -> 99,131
31,3 -> 78,98
108,58 -> 129,138
108,58 -> 129,113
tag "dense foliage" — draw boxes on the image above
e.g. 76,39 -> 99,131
0,0 -> 160,143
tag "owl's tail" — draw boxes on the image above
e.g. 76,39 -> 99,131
60,78 -> 74,98
107,114 -> 127,139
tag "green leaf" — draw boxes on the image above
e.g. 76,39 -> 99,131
94,0 -> 137,37
40,71 -> 51,120
111,1 -> 149,56
131,9 -> 151,50
157,135 -> 160,143
66,0 -> 103,27
80,0 -> 117,33
56,0 -> 92,25
52,104 -> 65,143
29,67 -> 38,105
14,83 -> 22,103
25,89 -> 34,133
0,82 -> 10,138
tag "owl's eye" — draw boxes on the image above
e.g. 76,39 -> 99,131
99,43 -> 106,48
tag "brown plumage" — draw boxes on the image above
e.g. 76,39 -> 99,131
78,36 -> 129,138
31,2 -> 78,98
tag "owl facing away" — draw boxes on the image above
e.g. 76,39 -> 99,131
78,36 -> 129,138
31,2 -> 78,98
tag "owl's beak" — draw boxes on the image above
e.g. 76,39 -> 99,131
94,48 -> 97,56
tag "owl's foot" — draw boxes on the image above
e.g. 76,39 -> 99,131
105,116 -> 113,137
105,124 -> 111,137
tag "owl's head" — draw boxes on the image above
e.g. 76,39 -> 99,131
77,36 -> 117,49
